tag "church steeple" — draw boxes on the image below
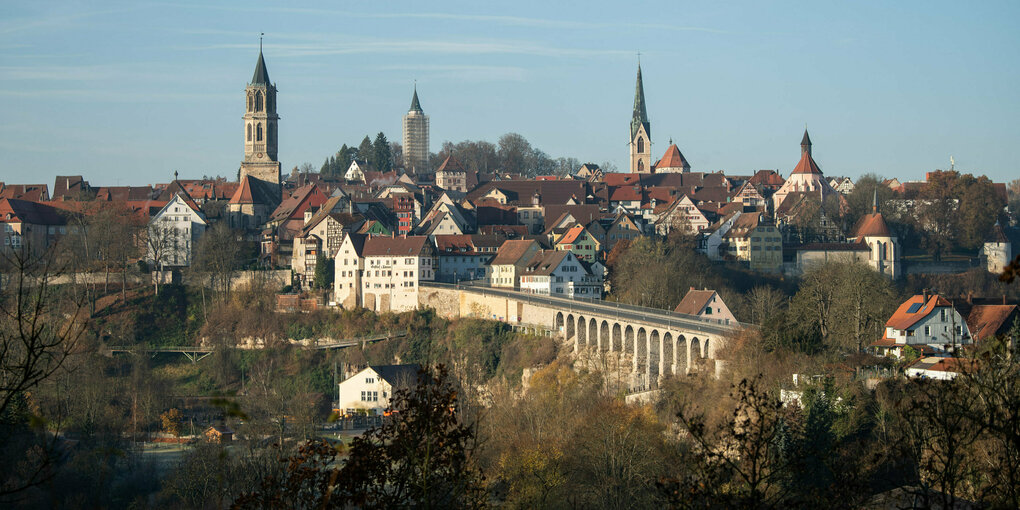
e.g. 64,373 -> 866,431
251,50 -> 271,86
409,84 -> 423,113
241,41 -> 280,192
629,60 -> 652,173
630,63 -> 650,140
801,128 -> 812,156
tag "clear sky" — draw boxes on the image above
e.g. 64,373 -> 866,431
2,1 -> 1018,187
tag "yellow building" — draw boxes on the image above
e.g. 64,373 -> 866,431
722,213 -> 783,272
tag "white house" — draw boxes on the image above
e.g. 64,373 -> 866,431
519,250 -> 603,299
871,293 -> 972,358
333,233 -> 436,312
337,364 -> 423,415
673,288 -> 736,325
344,159 -> 372,183
905,357 -> 974,380
148,192 -> 207,268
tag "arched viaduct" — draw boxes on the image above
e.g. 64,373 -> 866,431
420,282 -> 744,388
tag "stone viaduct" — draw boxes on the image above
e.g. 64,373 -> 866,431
419,282 -> 744,388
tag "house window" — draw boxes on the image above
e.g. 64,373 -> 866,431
366,377 -> 374,384
924,326 -> 930,336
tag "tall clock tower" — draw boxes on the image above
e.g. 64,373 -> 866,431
240,45 -> 281,190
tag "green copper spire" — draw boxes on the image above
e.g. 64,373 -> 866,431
630,62 -> 650,140
409,84 -> 423,112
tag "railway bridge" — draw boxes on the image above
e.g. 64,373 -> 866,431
419,282 -> 745,387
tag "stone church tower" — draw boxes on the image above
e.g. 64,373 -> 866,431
629,63 -> 651,173
402,86 -> 430,174
240,46 -> 281,190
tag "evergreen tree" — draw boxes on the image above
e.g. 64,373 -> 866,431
373,132 -> 392,172
357,136 -> 374,166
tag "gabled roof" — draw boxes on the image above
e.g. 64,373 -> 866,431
674,289 -> 717,315
155,180 -> 201,210
490,239 -> 538,266
362,235 -> 431,257
748,170 -> 786,187
369,364 -> 423,386
0,184 -> 49,201
556,224 -> 587,245
436,155 -> 467,173
966,304 -> 1019,341
251,50 -> 272,86
522,250 -> 571,276
0,198 -> 66,225
886,294 -> 955,331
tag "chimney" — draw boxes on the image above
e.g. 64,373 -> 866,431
922,288 -> 929,302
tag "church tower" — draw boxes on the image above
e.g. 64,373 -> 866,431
629,62 -> 652,173
240,44 -> 281,191
402,85 -> 430,174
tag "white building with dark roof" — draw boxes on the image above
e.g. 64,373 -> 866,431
337,364 -> 423,415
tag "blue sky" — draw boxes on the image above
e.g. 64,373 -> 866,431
2,1 -> 1018,186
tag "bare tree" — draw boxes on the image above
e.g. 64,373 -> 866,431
146,221 -> 177,296
0,245 -> 89,498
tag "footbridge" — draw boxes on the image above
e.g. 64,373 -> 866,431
419,282 -> 746,387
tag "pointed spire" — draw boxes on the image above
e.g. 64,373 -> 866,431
630,60 -> 650,140
251,39 -> 271,86
409,83 -> 423,112
872,187 -> 878,214
800,128 -> 812,156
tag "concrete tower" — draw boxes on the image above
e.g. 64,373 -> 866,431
402,86 -> 430,174
240,44 -> 281,190
629,62 -> 652,173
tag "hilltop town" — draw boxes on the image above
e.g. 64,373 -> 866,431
2,47 -> 1020,508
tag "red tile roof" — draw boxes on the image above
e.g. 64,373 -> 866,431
556,224 -> 586,245
886,294 -> 955,331
655,143 -> 690,170
966,304 -> 1018,341
674,289 -> 717,315
852,212 -> 892,239
362,235 -> 431,257
490,239 -> 539,265
791,151 -> 823,175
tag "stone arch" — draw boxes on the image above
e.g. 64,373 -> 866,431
589,318 -> 598,350
555,312 -> 564,338
638,159 -> 645,172
636,328 -> 648,381
247,93 -> 253,112
566,314 -> 575,342
600,320 -> 610,351
255,90 -> 264,111
257,123 -> 263,142
637,136 -> 644,153
676,335 -> 688,374
691,337 -> 701,370
649,330 -> 661,384
612,323 -> 622,352
624,325 -> 634,355
577,316 -> 587,348
247,123 -> 252,141
662,332 -> 674,376
703,338 -> 711,359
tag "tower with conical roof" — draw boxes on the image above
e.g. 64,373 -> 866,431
629,62 -> 652,173
402,85 -> 430,175
240,41 -> 281,192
